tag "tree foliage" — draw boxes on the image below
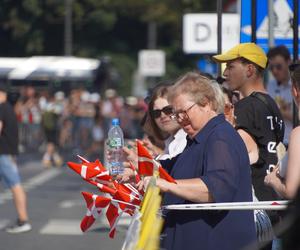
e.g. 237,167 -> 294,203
0,0 -> 223,94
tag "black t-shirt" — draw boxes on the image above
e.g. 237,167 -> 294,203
234,92 -> 284,202
0,101 -> 19,155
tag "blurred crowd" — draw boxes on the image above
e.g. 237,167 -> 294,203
2,43 -> 300,248
13,86 -> 147,166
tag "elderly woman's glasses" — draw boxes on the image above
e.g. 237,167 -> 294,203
171,103 -> 197,121
151,105 -> 174,119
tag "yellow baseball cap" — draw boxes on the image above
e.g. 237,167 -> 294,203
212,43 -> 267,69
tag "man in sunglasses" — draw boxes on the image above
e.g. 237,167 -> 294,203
267,45 -> 293,145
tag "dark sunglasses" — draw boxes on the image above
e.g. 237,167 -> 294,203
151,105 -> 173,119
289,63 -> 300,72
269,64 -> 283,71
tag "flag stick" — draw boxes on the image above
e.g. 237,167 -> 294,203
111,198 -> 140,208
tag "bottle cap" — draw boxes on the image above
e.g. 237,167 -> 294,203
112,118 -> 120,126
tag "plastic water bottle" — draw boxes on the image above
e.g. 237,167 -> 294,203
107,118 -> 124,175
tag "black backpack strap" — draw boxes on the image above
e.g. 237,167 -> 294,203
250,92 -> 284,143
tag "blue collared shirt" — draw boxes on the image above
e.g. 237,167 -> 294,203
161,114 -> 256,250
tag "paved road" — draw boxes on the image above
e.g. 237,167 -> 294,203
0,157 -> 130,250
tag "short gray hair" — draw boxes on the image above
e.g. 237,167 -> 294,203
168,72 -> 225,114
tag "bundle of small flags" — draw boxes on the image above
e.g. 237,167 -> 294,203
67,140 -> 175,240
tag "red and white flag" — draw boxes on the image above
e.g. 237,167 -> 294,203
67,162 -> 101,180
129,162 -> 141,183
68,158 -> 112,182
70,155 -> 141,238
77,154 -> 90,164
106,191 -> 139,238
87,179 -> 117,196
86,159 -> 112,181
113,183 -> 141,211
136,140 -> 176,183
80,192 -> 111,232
76,155 -> 106,173
106,201 -> 123,238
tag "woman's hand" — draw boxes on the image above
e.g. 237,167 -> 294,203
137,176 -> 171,193
114,165 -> 136,183
136,177 -> 152,192
142,138 -> 164,158
264,166 -> 281,188
123,146 -> 138,169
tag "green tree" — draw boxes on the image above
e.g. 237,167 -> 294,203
0,0 -> 226,94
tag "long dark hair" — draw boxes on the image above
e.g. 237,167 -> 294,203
144,83 -> 173,141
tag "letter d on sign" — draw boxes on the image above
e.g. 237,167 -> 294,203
195,23 -> 211,42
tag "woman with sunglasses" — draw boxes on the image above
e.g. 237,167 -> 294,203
120,84 -> 187,183
147,72 -> 256,250
264,63 -> 300,199
144,83 -> 187,160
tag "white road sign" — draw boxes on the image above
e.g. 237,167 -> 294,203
183,13 -> 240,54
138,50 -> 166,77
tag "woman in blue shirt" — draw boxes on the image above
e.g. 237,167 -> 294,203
154,72 -> 256,250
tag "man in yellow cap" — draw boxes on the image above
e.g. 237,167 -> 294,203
213,43 -> 285,248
